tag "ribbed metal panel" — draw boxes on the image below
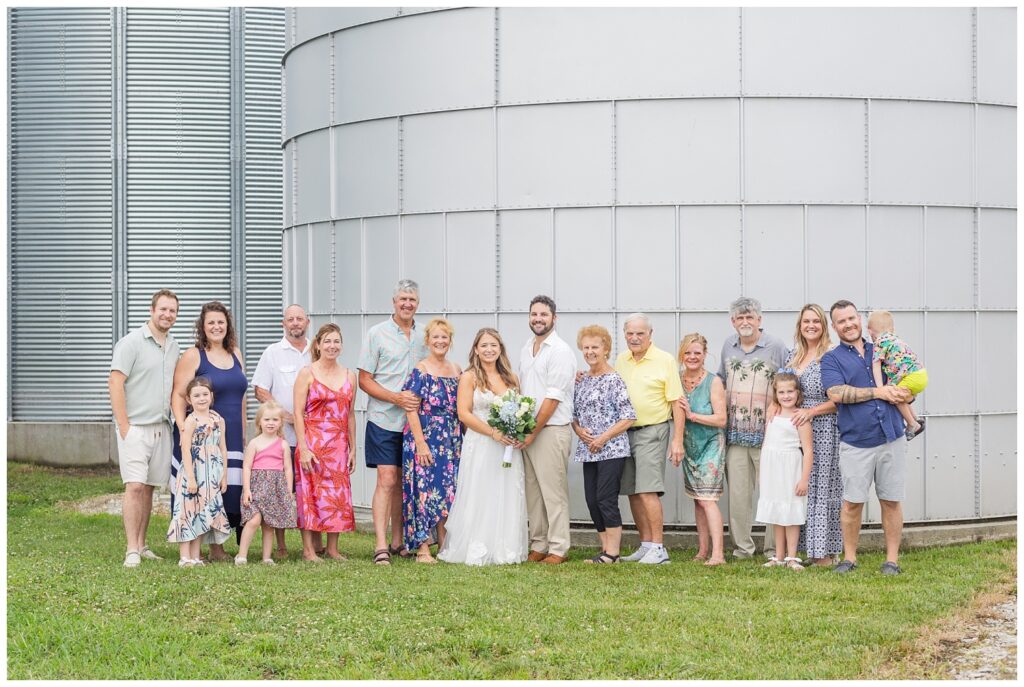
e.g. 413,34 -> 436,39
124,7 -> 232,340
9,8 -> 286,423
242,8 -> 286,395
10,8 -> 115,420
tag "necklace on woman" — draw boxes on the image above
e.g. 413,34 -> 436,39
682,370 -> 706,392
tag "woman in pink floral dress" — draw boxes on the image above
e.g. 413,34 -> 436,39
293,323 -> 357,562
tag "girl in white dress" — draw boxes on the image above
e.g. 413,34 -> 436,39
438,328 -> 528,566
756,370 -> 814,571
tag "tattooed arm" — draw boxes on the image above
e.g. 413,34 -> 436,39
827,384 -> 910,405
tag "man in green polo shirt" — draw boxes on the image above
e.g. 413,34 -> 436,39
108,289 -> 181,567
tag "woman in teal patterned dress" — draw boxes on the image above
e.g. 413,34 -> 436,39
401,319 -> 463,563
675,333 -> 728,566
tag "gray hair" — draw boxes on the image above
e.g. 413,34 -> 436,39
729,296 -> 762,318
622,312 -> 652,332
393,279 -> 419,297
283,303 -> 307,318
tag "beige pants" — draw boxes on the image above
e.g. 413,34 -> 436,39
521,425 -> 573,557
725,444 -> 776,558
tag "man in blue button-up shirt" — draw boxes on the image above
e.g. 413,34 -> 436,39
820,300 -> 912,576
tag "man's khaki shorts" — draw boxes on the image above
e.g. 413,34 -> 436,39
620,421 -> 670,497
116,422 -> 172,487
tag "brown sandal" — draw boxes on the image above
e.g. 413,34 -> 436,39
373,549 -> 391,566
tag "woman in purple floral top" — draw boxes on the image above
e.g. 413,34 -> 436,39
401,319 -> 463,563
572,325 -> 637,564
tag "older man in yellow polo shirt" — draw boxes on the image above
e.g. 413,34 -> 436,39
614,313 -> 685,564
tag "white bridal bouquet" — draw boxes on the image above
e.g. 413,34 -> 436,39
487,389 -> 537,468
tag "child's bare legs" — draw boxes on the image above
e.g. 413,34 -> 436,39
325,532 -> 346,560
237,513 -> 263,561
785,525 -> 800,559
179,541 -> 192,563
189,538 -> 202,562
274,528 -> 288,558
898,401 -> 921,433
260,524 -> 274,561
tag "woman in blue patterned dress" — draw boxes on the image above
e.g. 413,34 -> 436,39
572,325 -> 636,564
676,333 -> 728,566
401,319 -> 463,563
785,304 -> 842,566
171,301 -> 248,561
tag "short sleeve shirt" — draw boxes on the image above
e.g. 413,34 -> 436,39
110,322 -> 180,425
251,337 -> 311,445
572,372 -> 636,462
357,317 -> 429,432
614,344 -> 683,426
518,330 -> 577,426
716,330 -> 789,447
820,339 -> 905,448
872,331 -> 922,385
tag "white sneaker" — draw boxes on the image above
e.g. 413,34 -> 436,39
139,547 -> 163,560
621,546 -> 651,562
123,551 -> 141,568
638,547 -> 671,565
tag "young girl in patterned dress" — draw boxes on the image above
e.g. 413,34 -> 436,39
236,400 -> 298,565
167,377 -> 230,567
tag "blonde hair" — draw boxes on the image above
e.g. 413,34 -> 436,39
255,400 -> 285,438
467,328 -> 518,393
867,310 -> 895,334
311,323 -> 342,362
792,304 -> 833,364
677,332 -> 708,361
424,318 -> 454,344
576,325 -> 612,359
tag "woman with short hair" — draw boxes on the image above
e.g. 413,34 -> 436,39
400,318 -> 463,564
676,332 -> 728,566
572,324 -> 636,564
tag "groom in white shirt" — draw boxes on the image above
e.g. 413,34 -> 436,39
519,295 -> 578,565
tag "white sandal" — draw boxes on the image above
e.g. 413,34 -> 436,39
785,557 -> 805,571
762,557 -> 784,567
177,559 -> 195,568
261,558 -> 276,566
234,556 -> 248,566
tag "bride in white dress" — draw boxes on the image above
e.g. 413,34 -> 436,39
438,328 -> 528,566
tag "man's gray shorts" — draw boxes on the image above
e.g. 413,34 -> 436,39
839,438 -> 906,503
620,421 -> 670,497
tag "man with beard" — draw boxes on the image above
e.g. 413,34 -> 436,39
108,289 -> 181,567
253,303 -> 313,558
821,300 -> 911,576
717,296 -> 788,560
518,296 -> 577,564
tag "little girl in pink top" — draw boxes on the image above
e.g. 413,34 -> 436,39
236,401 -> 298,565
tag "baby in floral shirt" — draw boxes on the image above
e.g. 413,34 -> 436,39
867,310 -> 928,440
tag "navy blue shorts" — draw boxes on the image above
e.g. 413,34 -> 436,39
365,421 -> 403,468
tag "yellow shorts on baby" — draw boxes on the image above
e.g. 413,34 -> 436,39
896,368 -> 928,396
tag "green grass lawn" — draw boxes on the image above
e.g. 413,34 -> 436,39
6,462 -> 1016,679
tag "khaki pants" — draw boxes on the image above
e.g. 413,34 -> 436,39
521,425 -> 573,557
725,444 -> 775,558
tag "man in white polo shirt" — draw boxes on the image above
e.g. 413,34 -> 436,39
108,289 -> 180,567
253,303 -> 312,558
519,295 -> 577,565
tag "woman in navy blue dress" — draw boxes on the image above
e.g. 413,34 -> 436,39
171,301 -> 248,561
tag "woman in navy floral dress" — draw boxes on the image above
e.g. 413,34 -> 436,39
401,319 -> 463,563
785,304 -> 843,566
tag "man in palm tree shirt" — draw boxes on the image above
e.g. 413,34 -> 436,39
717,296 -> 789,560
